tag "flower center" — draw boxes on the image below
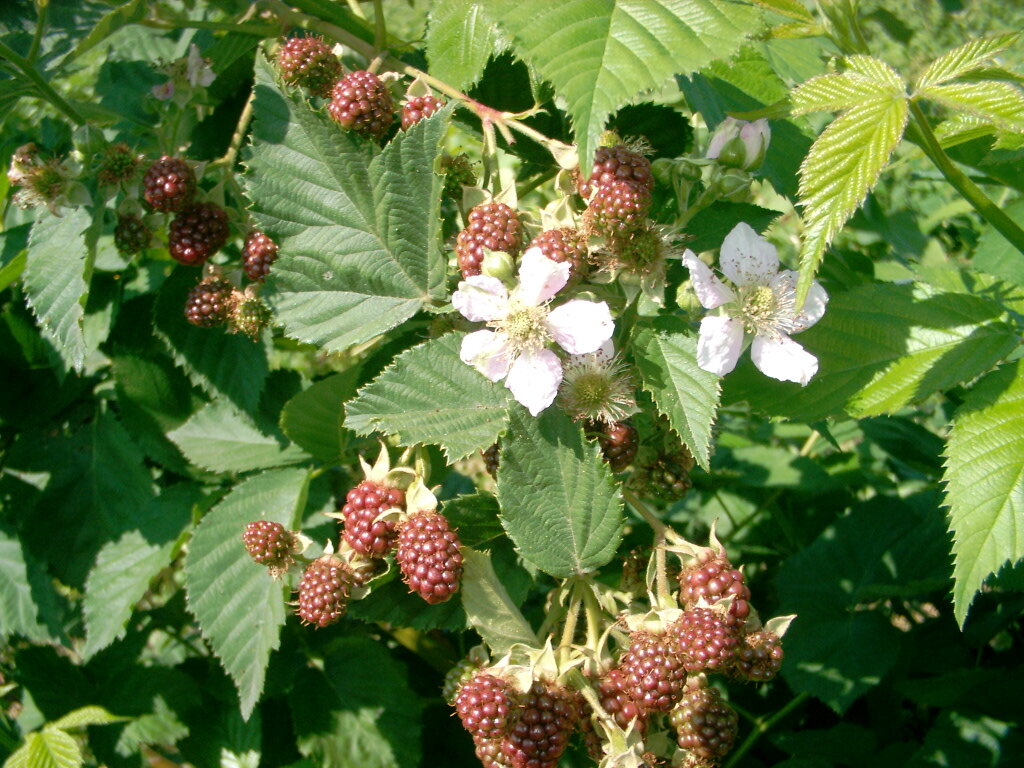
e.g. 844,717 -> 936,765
569,370 -> 613,411
493,299 -> 550,354
733,282 -> 797,338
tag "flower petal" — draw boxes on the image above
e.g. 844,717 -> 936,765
719,222 -> 779,287
505,349 -> 562,416
795,279 -> 829,332
460,330 -> 513,382
547,300 -> 615,355
452,275 -> 509,322
751,334 -> 818,385
696,315 -> 745,377
682,250 -> 735,309
515,246 -> 570,306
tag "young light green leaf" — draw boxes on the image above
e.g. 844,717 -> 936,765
791,70 -> 899,114
918,81 -> 1024,133
426,0 -> 505,91
5,729 -> 80,768
184,468 -> 311,718
843,55 -> 905,91
746,0 -> 814,21
281,371 -> 361,461
631,319 -> 721,470
915,33 -> 1021,90
345,332 -> 512,462
944,360 -> 1024,627
244,55 -> 449,354
0,527 -> 55,643
497,407 -> 623,578
461,548 -> 537,655
23,209 -> 92,375
489,0 -> 758,175
50,706 -> 128,730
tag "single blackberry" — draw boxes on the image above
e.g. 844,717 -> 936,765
579,145 -> 653,236
296,556 -> 353,627
327,70 -> 395,140
729,629 -> 783,682
579,668 -> 647,762
184,276 -> 236,327
455,671 -> 513,740
628,447 -> 694,502
143,156 -> 196,212
114,214 -> 152,255
242,230 -> 278,282
340,480 -> 405,557
528,228 -> 587,278
591,420 -> 638,472
242,520 -> 296,571
671,608 -> 740,673
228,294 -> 272,339
401,94 -> 444,129
168,202 -> 229,266
474,737 -> 514,768
97,143 -> 140,187
502,680 -> 577,768
456,202 -> 521,277
277,35 -> 341,97
395,510 -> 463,604
618,629 -> 687,713
669,678 -> 738,764
482,443 -> 500,477
679,548 -> 751,621
440,152 -> 476,200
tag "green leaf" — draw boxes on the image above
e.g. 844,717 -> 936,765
919,81 -> 1024,133
973,197 -> 1024,285
23,209 -> 92,375
632,319 -> 721,470
50,706 -> 127,730
460,548 -> 537,654
5,729 -> 81,768
442,493 -> 504,548
244,55 -> 449,354
490,0 -> 758,175
747,0 -> 813,21
0,527 -> 54,643
791,71 -> 899,114
66,0 -> 147,62
184,468 -> 310,718
426,0 -> 505,91
281,371 -> 361,461
723,283 -> 1019,422
345,332 -> 512,461
683,202 -> 780,253
497,407 -> 623,578
915,33 -> 1021,90
169,399 -> 309,474
944,360 -> 1024,626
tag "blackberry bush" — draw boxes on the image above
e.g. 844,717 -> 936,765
528,228 -> 587,278
671,607 -> 741,673
579,144 -> 653,235
501,680 -> 577,768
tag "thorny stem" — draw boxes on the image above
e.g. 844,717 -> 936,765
28,0 -> 47,63
481,122 -> 501,194
0,40 -> 85,124
216,86 -> 257,170
558,580 -> 584,667
581,583 -> 604,656
723,692 -> 810,768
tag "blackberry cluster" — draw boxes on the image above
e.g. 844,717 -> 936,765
169,202 -> 229,266
729,629 -> 783,682
278,35 -> 341,97
228,294 -> 272,339
242,230 -> 278,282
679,548 -> 751,621
184,276 -> 236,327
328,70 -> 395,140
618,629 -> 687,713
402,94 -> 444,129
671,608 -> 740,673
579,145 -> 653,236
501,680 -> 577,768
591,420 -> 638,472
114,214 -> 151,255
669,678 -> 738,764
527,228 -> 587,278
395,510 -> 463,604
456,672 -> 513,740
296,556 -> 353,627
340,480 -> 405,557
242,520 -> 296,570
456,202 -> 521,277
143,156 -> 196,212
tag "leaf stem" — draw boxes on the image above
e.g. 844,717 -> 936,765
372,0 -> 386,55
909,100 -> 1024,256
218,85 -> 257,170
723,692 -> 810,768
0,40 -> 85,124
28,0 -> 48,63
558,580 -> 584,667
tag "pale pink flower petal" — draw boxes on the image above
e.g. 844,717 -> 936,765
460,330 -> 513,382
515,246 -> 570,306
152,81 -> 175,100
505,349 -> 562,416
547,300 -> 614,355
696,315 -> 745,376
720,222 -> 779,287
452,275 -> 509,322
682,250 -> 735,309
706,117 -> 740,160
751,334 -> 818,385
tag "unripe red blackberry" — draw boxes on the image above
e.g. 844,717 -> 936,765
143,156 -> 196,212
184,276 -> 236,327
579,145 -> 653,236
502,680 -> 577,768
168,202 -> 229,266
527,227 -> 587,278
455,671 -> 513,740
395,510 -> 463,604
296,556 -> 353,627
597,667 -> 647,731
456,202 -> 521,277
591,420 -> 638,472
277,35 -> 342,97
340,480 -> 405,557
671,608 -> 740,673
474,737 -> 514,768
669,678 -> 738,763
482,443 -> 500,477
97,143 -> 140,187
242,230 -> 278,282
114,214 -> 152,255
679,548 -> 751,621
618,629 -> 687,713
443,657 -> 481,705
729,629 -> 783,682
228,294 -> 272,339
242,520 -> 296,570
401,94 -> 444,129
327,70 -> 395,140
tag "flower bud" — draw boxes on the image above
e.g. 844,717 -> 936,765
480,249 -> 515,283
706,118 -> 770,171
716,167 -> 754,202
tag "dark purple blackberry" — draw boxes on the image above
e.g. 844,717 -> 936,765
528,228 -> 586,278
114,214 -> 152,255
482,443 -> 500,477
327,70 -> 395,140
184,277 -> 236,327
242,520 -> 296,571
669,677 -> 738,764
671,608 -> 741,673
278,35 -> 342,97
679,548 -> 751,622
242,230 -> 278,282
143,156 -> 196,212
168,202 -> 229,266
395,510 -> 463,604
401,94 -> 444,129
455,671 -> 513,740
340,480 -> 405,557
502,680 -> 577,768
591,420 -> 638,472
456,202 -> 521,277
579,145 -> 653,236
729,629 -> 783,682
296,556 -> 353,627
618,629 -> 687,714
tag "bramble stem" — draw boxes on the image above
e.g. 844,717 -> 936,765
723,692 -> 810,768
28,0 -> 47,63
218,86 -> 257,169
372,0 -> 386,55
0,40 -> 85,124
558,580 -> 584,667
